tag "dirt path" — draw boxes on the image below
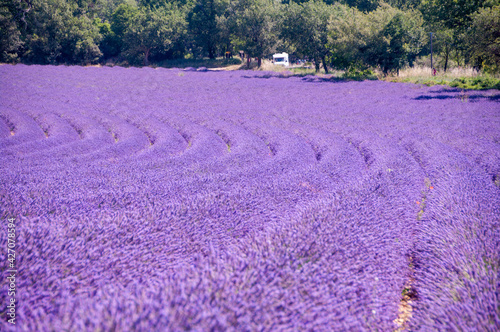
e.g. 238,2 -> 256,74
208,64 -> 243,71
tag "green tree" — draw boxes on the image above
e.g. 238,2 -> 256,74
229,0 -> 282,67
23,0 -> 102,64
96,18 -> 118,58
122,5 -> 187,65
110,2 -> 138,56
137,0 -> 193,9
282,0 -> 337,72
385,0 -> 422,8
468,5 -> 500,73
429,26 -> 454,72
329,3 -> 426,74
341,0 -> 378,12
215,5 -> 233,57
440,30 -> 454,72
378,10 -> 426,74
0,1 -> 23,62
62,12 -> 103,63
328,4 -> 368,70
419,0 -> 499,67
420,0 -> 496,31
188,0 -> 228,58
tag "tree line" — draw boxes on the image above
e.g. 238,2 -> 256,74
1,0 -> 499,74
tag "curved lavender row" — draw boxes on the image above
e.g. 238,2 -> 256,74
0,107 -> 45,149
188,118 -> 272,165
79,109 -> 151,158
400,135 -> 500,331
1,64 -> 499,331
0,114 -> 11,138
1,111 -> 81,159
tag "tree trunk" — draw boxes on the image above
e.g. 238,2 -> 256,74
247,56 -> 251,69
322,56 -> 328,74
257,57 -> 261,68
315,60 -> 320,73
144,48 -> 150,66
444,44 -> 449,72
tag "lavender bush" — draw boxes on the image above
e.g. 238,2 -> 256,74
0,64 -> 499,331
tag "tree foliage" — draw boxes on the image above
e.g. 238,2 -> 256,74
0,1 -> 23,62
22,0 -> 101,64
187,0 -> 228,59
329,3 -> 426,74
228,0 -> 282,66
419,0 -> 496,31
0,0 -> 497,74
468,5 -> 500,72
282,1 -> 337,72
341,0 -> 378,12
375,8 -> 426,73
122,4 -> 187,65
328,4 -> 369,70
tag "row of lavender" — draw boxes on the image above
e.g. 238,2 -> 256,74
0,64 -> 499,331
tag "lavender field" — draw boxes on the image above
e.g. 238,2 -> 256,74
0,64 -> 499,331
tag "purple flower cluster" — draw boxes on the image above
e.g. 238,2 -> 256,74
0,64 -> 499,331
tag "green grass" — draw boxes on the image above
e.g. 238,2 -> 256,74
289,67 -> 317,76
341,68 -> 378,81
266,64 -> 499,89
116,57 -> 500,90
388,73 -> 500,90
258,61 -> 378,81
153,57 -> 242,69
448,76 -> 500,90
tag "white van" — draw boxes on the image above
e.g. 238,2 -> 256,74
273,52 -> 289,67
